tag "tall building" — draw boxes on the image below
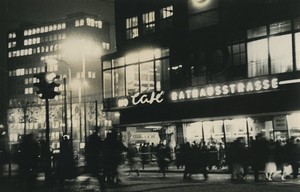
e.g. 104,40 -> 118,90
102,0 -> 300,147
7,12 -> 114,152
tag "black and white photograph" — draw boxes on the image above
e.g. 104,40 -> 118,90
0,0 -> 300,191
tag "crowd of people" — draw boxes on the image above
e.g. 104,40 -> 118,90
9,130 -> 300,191
228,133 -> 300,182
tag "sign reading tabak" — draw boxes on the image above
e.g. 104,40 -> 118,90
170,77 -> 279,102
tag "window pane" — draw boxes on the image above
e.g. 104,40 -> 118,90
103,60 -> 111,69
113,57 -> 125,67
113,68 -> 125,97
247,39 -> 269,77
103,70 -> 112,98
126,65 -> 139,95
270,20 -> 291,35
270,34 -> 293,74
247,26 -> 267,39
155,59 -> 170,91
140,62 -> 154,92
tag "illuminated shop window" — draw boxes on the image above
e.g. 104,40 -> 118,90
247,39 -> 269,77
126,64 -> 139,95
113,68 -> 125,97
103,48 -> 170,98
270,34 -> 293,74
103,69 -> 112,98
140,62 -> 155,92
126,16 -> 139,39
142,11 -> 155,35
247,21 -> 295,77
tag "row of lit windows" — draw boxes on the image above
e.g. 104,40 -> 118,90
103,48 -> 170,98
126,6 -> 173,39
9,65 -> 57,77
75,18 -> 103,28
8,44 -> 62,58
24,23 -> 66,36
25,77 -> 38,85
24,33 -> 67,46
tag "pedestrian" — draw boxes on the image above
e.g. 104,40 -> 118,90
18,133 -> 40,191
103,130 -> 127,184
286,137 -> 300,179
156,141 -> 171,178
86,128 -> 106,191
127,143 -> 141,177
264,139 -> 277,181
250,133 -> 269,182
57,135 -> 76,189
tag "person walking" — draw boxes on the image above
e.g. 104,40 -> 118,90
57,135 -> 76,189
18,133 -> 40,191
156,141 -> 171,178
86,128 -> 106,191
127,143 -> 141,177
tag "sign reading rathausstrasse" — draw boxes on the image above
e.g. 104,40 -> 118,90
116,77 -> 280,108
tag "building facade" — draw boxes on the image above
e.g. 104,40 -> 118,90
7,12 -> 114,152
102,0 -> 300,148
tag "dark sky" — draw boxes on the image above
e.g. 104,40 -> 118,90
0,0 -> 115,123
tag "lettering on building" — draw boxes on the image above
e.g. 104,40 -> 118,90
171,78 -> 279,101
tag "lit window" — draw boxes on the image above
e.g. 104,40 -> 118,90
62,23 -> 66,29
142,11 -> 155,35
32,28 -> 36,35
247,39 -> 269,77
126,16 -> 139,39
270,20 -> 291,35
161,6 -> 173,18
24,40 -> 28,46
247,26 -> 267,39
25,79 -> 28,84
270,34 -> 293,74
28,29 -> 32,36
36,27 -> 40,34
80,19 -> 85,26
49,25 -> 53,32
24,30 -> 28,36
53,24 -> 57,31
45,26 -> 49,32
41,27 -> 45,33
16,68 -> 25,76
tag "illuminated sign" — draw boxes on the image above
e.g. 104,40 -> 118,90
117,91 -> 165,108
171,78 -> 279,101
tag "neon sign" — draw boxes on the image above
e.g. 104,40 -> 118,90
117,91 -> 165,108
171,78 -> 279,101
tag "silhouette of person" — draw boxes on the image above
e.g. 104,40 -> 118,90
18,133 -> 39,191
86,128 -> 106,191
57,135 -> 76,189
103,130 -> 127,184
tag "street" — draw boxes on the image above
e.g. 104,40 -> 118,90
1,165 -> 300,192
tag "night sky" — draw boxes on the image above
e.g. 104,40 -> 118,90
0,0 -> 115,123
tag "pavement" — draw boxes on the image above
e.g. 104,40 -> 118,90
1,163 -> 300,192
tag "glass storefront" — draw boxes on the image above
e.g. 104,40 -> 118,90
183,112 -> 300,147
